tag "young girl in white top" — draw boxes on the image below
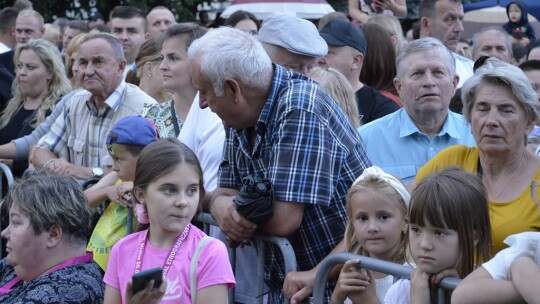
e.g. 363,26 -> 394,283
330,166 -> 410,303
103,138 -> 235,304
451,181 -> 540,304
384,167 -> 492,304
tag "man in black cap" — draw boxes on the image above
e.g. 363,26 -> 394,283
88,11 -> 105,29
319,19 -> 399,124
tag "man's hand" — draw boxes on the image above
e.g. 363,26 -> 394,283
210,195 -> 257,242
283,268 -> 317,303
45,158 -> 94,180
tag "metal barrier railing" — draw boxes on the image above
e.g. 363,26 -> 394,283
195,212 -> 297,304
0,163 -> 14,260
312,252 -> 461,304
0,163 -> 14,194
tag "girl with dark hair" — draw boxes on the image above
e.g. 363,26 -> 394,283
103,138 -> 235,304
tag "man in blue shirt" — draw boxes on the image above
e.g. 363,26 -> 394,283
359,37 -> 475,185
188,27 -> 370,303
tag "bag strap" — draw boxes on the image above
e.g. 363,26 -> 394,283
170,100 -> 180,137
190,236 -> 213,304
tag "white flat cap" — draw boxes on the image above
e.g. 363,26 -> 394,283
258,13 -> 328,58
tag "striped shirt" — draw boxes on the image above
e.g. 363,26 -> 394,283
218,65 -> 371,301
37,82 -> 157,167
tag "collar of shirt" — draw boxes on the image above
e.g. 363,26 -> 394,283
399,109 -> 464,139
257,64 -> 312,133
85,81 -> 126,114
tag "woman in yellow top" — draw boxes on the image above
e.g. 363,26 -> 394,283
414,58 -> 540,254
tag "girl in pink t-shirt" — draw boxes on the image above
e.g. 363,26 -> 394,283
103,138 -> 235,304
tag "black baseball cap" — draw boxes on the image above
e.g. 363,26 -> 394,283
319,19 -> 367,55
88,11 -> 104,21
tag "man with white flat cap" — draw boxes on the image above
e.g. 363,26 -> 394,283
258,13 -> 327,76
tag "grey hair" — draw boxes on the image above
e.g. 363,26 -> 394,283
461,57 -> 540,126
395,37 -> 456,80
471,27 -> 513,59
80,32 -> 125,61
4,174 -> 92,247
187,27 -> 272,96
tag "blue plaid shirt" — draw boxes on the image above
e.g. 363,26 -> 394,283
218,65 -> 371,300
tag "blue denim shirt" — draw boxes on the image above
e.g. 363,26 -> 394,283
359,108 -> 476,185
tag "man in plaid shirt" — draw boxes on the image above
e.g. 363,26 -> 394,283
189,27 -> 371,303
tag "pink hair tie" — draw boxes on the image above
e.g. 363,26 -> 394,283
135,203 -> 149,224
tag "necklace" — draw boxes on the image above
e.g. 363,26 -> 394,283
488,151 -> 525,201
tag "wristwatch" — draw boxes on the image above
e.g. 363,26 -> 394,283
92,167 -> 104,179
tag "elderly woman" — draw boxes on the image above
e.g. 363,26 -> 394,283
414,58 -> 540,253
0,174 -> 104,303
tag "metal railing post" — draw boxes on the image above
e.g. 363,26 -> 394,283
195,212 -> 297,304
312,252 -> 461,304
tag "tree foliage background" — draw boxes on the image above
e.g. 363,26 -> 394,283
0,0 -> 219,22
0,0 -> 484,23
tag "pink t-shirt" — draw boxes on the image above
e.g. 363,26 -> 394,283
104,224 -> 235,303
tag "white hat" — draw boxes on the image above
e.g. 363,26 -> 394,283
258,13 -> 328,58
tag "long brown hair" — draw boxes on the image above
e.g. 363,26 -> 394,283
359,23 -> 398,96
407,167 -> 492,278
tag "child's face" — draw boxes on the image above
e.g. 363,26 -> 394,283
508,3 -> 522,23
409,219 -> 460,274
136,163 -> 200,235
350,189 -> 407,261
108,144 -> 138,181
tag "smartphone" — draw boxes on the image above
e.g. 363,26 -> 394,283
132,267 -> 163,294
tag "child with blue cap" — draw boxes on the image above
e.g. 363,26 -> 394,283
85,115 -> 159,271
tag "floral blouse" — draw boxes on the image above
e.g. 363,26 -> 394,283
141,100 -> 184,138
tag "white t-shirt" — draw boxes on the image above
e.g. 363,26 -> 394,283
344,274 -> 395,303
482,232 -> 540,280
453,52 -> 474,88
178,93 -> 225,191
384,278 -> 411,304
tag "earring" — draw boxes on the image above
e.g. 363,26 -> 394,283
147,73 -> 152,79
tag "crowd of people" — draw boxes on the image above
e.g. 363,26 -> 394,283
0,0 -> 539,303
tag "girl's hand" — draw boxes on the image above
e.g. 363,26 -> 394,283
429,268 -> 459,289
410,269 -> 430,304
125,279 -> 167,304
331,259 -> 372,303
